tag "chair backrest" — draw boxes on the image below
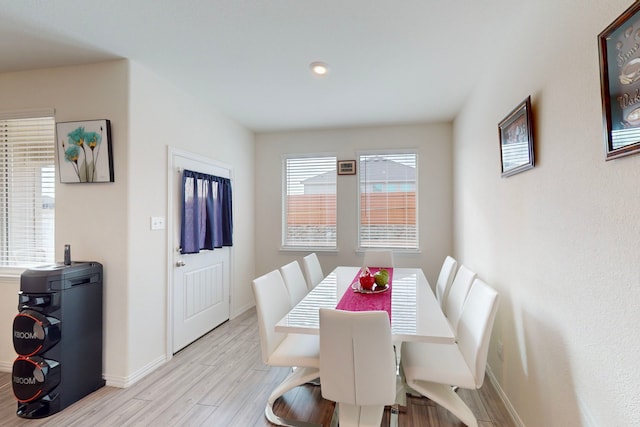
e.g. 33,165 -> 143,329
251,269 -> 292,364
443,264 -> 476,332
302,253 -> 324,290
319,308 -> 396,406
280,260 -> 309,306
363,250 -> 394,268
456,278 -> 500,388
435,255 -> 458,309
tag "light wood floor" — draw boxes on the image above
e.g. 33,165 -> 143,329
0,308 -> 515,426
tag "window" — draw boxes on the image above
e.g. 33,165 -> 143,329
0,111 -> 56,268
358,152 -> 418,249
283,155 -> 337,248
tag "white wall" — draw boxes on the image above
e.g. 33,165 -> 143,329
126,62 -> 256,379
453,1 -> 640,425
255,123 -> 453,286
0,60 -> 256,386
0,61 -> 130,377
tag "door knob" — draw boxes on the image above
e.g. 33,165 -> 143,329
176,260 -> 186,267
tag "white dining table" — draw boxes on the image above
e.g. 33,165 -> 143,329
275,266 -> 455,345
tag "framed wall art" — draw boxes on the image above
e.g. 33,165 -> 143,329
337,160 -> 356,175
57,119 -> 114,183
498,96 -> 535,177
599,1 -> 640,160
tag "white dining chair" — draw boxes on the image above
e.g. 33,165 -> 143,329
401,278 -> 500,427
435,255 -> 458,310
302,252 -> 324,290
363,249 -> 394,268
319,308 -> 397,427
443,264 -> 476,333
280,260 -> 309,306
252,269 -> 321,426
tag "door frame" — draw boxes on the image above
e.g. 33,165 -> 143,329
166,146 -> 234,360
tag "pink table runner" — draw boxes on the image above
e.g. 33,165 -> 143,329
335,267 -> 393,322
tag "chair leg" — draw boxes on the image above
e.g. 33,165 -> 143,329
389,404 -> 399,427
330,404 -> 339,427
405,378 -> 478,427
265,366 -> 322,427
306,377 -> 321,386
397,359 -> 421,402
293,366 -> 321,386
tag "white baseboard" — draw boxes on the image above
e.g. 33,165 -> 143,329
104,354 -> 167,388
486,365 -> 525,427
3,354 -> 168,390
230,302 -> 254,319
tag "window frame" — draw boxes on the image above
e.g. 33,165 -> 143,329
281,153 -> 338,251
356,149 -> 419,252
0,108 -> 56,276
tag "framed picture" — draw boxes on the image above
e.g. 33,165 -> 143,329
498,96 -> 535,177
599,2 -> 640,160
56,119 -> 114,183
337,160 -> 356,175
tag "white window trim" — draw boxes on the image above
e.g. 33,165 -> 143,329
0,108 -> 55,120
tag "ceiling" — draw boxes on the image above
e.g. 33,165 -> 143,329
0,0 -> 537,132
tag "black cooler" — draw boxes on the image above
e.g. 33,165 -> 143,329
12,262 -> 105,419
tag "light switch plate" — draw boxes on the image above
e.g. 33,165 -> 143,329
150,216 -> 165,230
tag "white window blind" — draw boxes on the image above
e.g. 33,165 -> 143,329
358,152 -> 418,249
283,155 -> 337,248
0,113 -> 55,268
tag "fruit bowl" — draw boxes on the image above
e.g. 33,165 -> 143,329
353,284 -> 389,294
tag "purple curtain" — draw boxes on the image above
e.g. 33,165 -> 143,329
180,169 -> 233,254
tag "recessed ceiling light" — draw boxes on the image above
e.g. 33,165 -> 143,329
310,61 -> 329,77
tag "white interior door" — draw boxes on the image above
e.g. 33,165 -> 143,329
170,150 -> 231,353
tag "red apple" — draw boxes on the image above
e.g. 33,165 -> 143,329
359,274 -> 376,290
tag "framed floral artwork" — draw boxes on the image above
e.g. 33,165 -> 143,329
56,119 -> 114,183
